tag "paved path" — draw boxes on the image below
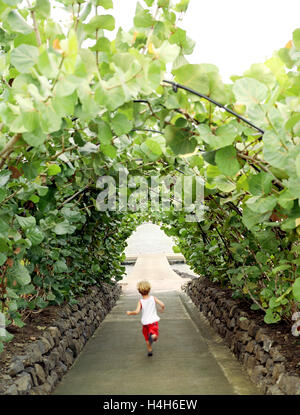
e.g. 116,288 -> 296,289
53,253 -> 259,395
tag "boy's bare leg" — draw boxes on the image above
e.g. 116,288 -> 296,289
146,341 -> 152,353
149,334 -> 157,344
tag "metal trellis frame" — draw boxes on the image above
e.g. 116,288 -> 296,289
162,79 -> 265,136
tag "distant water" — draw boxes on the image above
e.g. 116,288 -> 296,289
123,263 -> 197,279
124,223 -> 176,256
123,223 -> 198,278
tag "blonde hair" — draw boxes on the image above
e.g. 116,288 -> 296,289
137,280 -> 151,295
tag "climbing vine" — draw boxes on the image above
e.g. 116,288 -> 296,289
0,0 -> 300,351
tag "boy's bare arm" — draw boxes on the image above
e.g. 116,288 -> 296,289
126,301 -> 141,316
154,297 -> 165,312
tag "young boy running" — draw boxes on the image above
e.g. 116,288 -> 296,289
126,280 -> 165,356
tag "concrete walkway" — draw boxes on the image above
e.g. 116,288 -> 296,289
53,253 -> 259,395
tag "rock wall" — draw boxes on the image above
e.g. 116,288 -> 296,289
0,283 -> 121,395
185,278 -> 300,395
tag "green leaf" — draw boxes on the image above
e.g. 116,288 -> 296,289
90,36 -> 111,52
215,146 -> 240,177
73,131 -> 85,146
242,206 -> 271,230
79,2 -> 92,21
11,262 -> 31,286
233,77 -> 268,105
26,226 -> 44,245
156,41 -> 180,63
293,28 -> 300,50
0,218 -> 10,233
2,0 -> 23,5
22,111 -> 39,132
173,64 -> 209,95
52,94 -> 76,118
188,155 -> 204,169
147,60 -> 162,90
278,189 -> 294,210
197,124 -> 218,149
295,153 -> 300,178
34,0 -> 51,18
6,288 -> 18,299
174,0 -> 189,12
55,79 -> 77,97
97,120 -> 113,144
293,278 -> 300,301
13,317 -> 25,328
10,44 -> 39,73
61,207 -> 82,222
111,113 -> 133,136
47,164 -> 61,176
0,253 -> 7,266
271,264 -> 291,274
0,188 -> 7,203
248,172 -> 273,196
37,50 -> 58,78
54,220 -> 76,235
16,215 -> 36,229
54,260 -> 68,274
0,171 -> 11,187
215,123 -> 238,148
164,125 -> 197,155
213,176 -> 236,192
201,151 -> 216,165
244,63 -> 276,88
40,104 -> 62,133
145,136 -> 165,156
9,300 -> 18,312
134,3 -> 153,27
35,185 -> 48,197
95,83 -> 126,111
7,11 -> 33,35
46,293 -> 56,301
85,14 -> 115,32
95,0 -> 113,8
172,245 -> 181,253
14,32 -> 38,48
264,309 -> 281,324
246,195 -> 277,214
102,144 -> 117,159
35,297 -> 48,308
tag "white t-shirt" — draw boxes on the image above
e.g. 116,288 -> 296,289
140,295 -> 160,325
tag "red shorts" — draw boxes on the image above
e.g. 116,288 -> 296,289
142,322 -> 159,342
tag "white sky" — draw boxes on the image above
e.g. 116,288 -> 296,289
110,0 -> 300,82
53,0 -> 300,82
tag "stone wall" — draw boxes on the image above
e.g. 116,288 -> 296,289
185,278 -> 300,395
0,283 -> 121,395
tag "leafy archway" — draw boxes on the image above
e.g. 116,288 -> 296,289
1,0 -> 300,350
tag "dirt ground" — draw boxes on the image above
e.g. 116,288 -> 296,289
0,305 -> 61,375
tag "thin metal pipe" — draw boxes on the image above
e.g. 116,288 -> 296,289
163,80 -> 264,135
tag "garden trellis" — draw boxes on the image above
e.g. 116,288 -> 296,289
0,0 -> 300,351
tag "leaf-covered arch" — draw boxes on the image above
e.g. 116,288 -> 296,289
1,0 -> 300,350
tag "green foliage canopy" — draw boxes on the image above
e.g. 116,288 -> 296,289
0,0 -> 300,350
